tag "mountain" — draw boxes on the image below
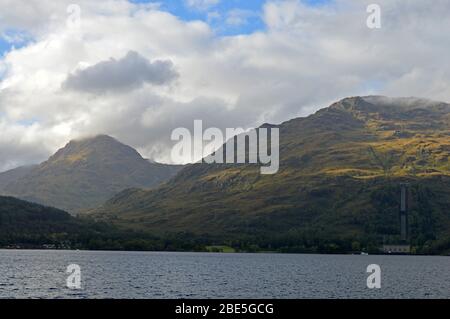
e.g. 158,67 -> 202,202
89,96 -> 450,253
0,165 -> 37,191
0,135 -> 182,214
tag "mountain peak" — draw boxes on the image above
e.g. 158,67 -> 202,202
73,134 -> 118,144
49,134 -> 142,165
66,134 -> 123,150
330,95 -> 449,113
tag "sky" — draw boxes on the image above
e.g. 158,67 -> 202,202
130,0 -> 268,36
0,0 -> 450,171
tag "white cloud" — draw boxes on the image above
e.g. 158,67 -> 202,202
207,11 -> 221,23
225,9 -> 256,27
185,0 -> 220,11
1,0 -> 450,170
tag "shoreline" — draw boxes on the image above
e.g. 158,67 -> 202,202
0,247 -> 448,257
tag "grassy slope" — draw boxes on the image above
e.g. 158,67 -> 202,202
0,165 -> 37,192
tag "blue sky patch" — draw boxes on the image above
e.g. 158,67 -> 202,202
130,0 -> 332,36
0,29 -> 32,58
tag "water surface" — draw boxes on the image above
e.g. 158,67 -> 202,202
0,250 -> 448,299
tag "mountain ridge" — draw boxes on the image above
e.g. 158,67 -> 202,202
87,96 -> 450,253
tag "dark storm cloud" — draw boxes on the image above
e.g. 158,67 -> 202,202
62,51 -> 178,93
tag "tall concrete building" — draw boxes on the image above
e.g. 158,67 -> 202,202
382,183 -> 411,254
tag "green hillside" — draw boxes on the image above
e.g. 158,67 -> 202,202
0,195 -> 103,248
0,195 -> 205,251
0,135 -> 182,214
88,96 -> 450,254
